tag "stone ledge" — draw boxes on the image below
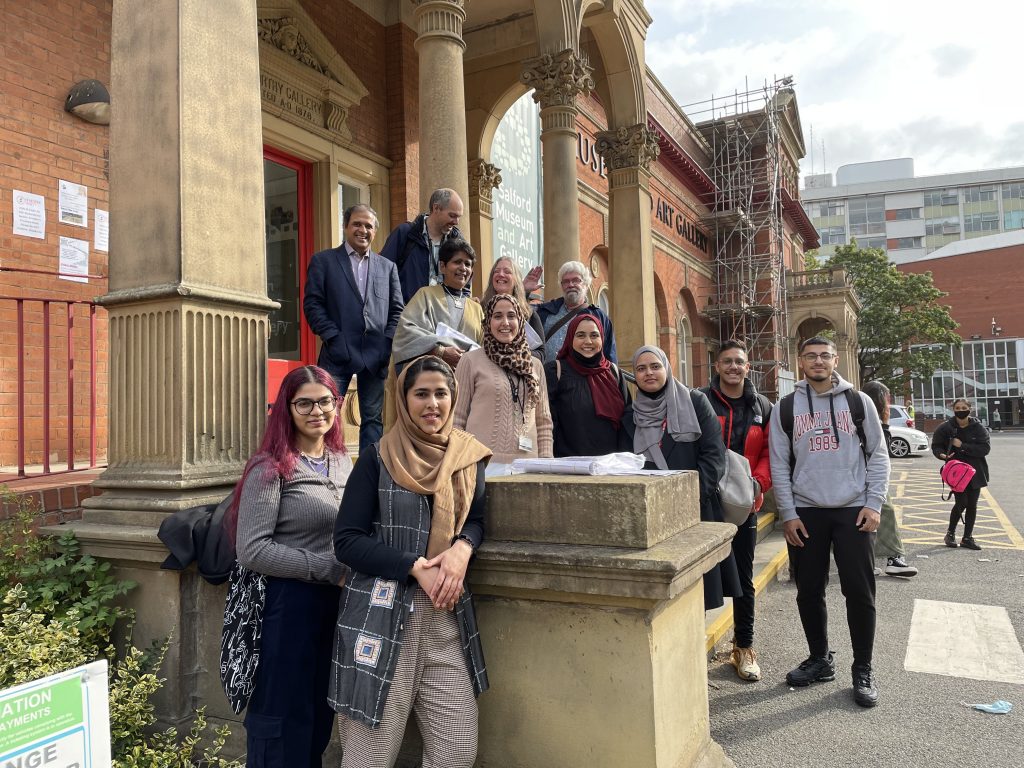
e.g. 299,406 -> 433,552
39,521 -> 167,565
485,471 -> 700,549
472,520 -> 735,604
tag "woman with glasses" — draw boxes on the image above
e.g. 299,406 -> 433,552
481,257 -> 546,359
331,356 -> 491,768
454,294 -> 553,475
932,397 -> 991,550
225,365 -> 351,767
619,345 -> 740,611
544,313 -> 630,457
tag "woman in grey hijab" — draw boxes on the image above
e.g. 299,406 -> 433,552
619,345 -> 740,610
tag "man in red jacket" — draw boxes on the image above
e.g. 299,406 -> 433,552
700,339 -> 772,682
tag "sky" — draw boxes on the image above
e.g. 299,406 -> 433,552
644,0 -> 1024,185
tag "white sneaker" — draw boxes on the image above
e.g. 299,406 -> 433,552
884,555 -> 918,577
731,645 -> 761,681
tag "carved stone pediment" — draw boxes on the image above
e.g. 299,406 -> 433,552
257,3 -> 369,142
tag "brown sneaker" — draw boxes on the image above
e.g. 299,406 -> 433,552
731,645 -> 761,682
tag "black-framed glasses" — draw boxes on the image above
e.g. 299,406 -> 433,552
800,352 -> 835,362
290,396 -> 336,415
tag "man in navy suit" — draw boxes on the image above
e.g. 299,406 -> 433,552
304,204 -> 404,450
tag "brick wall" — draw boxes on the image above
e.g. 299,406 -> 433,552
0,0 -> 112,468
898,244 -> 1024,339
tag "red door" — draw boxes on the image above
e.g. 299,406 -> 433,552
263,147 -> 316,405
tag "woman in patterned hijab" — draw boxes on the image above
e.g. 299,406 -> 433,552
454,294 -> 553,468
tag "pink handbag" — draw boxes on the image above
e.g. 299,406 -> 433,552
940,459 -> 976,499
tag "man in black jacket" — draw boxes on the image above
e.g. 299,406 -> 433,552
380,188 -> 464,303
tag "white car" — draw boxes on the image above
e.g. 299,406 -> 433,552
888,424 -> 929,458
889,404 -> 916,430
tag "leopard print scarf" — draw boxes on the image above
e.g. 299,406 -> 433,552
482,294 -> 540,409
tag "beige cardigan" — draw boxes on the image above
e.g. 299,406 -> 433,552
453,348 -> 553,464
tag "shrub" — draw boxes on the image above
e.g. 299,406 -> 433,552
0,486 -> 242,767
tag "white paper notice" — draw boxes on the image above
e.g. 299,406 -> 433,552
12,190 -> 46,239
59,237 -> 89,283
58,180 -> 88,227
95,209 -> 109,252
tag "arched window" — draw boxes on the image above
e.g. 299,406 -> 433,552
676,316 -> 691,386
598,287 -> 610,317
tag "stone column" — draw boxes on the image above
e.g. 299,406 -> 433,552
61,0 -> 273,734
597,124 -> 660,365
414,0 -> 471,243
467,158 -> 502,294
472,473 -> 736,768
521,50 -> 594,292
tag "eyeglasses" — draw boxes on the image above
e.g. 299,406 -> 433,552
800,352 -> 835,362
290,396 -> 336,415
718,357 -> 748,367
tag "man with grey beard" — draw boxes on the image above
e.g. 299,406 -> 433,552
536,260 -> 617,362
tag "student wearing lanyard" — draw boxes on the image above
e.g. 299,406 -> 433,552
454,294 -> 553,476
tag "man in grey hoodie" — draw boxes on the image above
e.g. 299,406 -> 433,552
768,336 -> 890,708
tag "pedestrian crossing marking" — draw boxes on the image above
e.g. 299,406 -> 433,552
889,463 -> 1023,550
905,599 -> 1024,684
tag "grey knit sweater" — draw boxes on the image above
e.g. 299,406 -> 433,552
236,451 -> 352,584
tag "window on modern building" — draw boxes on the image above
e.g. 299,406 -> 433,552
963,185 -> 997,203
889,236 -> 923,250
1005,210 -> 1024,229
855,236 -> 886,250
848,196 -> 885,236
819,226 -> 846,245
892,207 -> 922,220
925,216 -> 961,236
924,188 -> 959,207
964,212 -> 1000,232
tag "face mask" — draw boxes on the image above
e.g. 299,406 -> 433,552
954,411 -> 970,419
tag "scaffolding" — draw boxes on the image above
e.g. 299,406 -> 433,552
685,78 -> 794,397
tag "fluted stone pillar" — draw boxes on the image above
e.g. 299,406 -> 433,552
414,0 -> 471,242
55,0 -> 273,738
597,124 -> 660,365
467,159 -> 502,294
522,50 -> 593,291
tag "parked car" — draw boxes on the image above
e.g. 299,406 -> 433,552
889,404 -> 915,430
888,423 -> 929,458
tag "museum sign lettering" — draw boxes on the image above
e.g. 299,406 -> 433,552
654,197 -> 708,254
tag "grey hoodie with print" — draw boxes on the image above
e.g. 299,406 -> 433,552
768,371 -> 890,523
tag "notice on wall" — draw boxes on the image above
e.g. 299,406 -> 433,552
59,237 -> 90,283
58,180 -> 88,227
94,209 -> 109,253
490,91 -> 543,275
12,190 -> 46,239
0,660 -> 111,768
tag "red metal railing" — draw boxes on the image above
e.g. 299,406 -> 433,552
3,295 -> 102,478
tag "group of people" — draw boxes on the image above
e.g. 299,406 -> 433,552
228,190 -> 988,766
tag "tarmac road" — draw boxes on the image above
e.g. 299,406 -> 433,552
708,431 -> 1024,768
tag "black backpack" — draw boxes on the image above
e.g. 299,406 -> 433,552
778,388 -> 869,472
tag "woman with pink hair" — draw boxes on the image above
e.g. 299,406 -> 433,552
226,365 -> 351,767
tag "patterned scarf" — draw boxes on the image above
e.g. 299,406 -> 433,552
482,294 -> 540,409
378,358 -> 492,558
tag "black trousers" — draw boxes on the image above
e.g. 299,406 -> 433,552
732,512 -> 757,648
949,486 -> 982,538
245,577 -> 341,768
788,506 -> 876,667
333,370 -> 386,452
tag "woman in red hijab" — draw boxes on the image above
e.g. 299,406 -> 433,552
543,313 -> 631,456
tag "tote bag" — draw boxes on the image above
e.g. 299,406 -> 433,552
719,450 -> 755,525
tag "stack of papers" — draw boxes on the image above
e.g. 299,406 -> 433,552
510,452 -> 682,476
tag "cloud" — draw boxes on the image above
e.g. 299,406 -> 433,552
645,1 -> 1023,179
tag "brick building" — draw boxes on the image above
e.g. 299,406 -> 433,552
2,0 -> 831,476
897,230 -> 1024,429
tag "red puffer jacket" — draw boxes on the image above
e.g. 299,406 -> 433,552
700,378 -> 773,512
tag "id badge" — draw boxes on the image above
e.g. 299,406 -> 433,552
518,435 -> 533,452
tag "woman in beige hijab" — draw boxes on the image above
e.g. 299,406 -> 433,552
331,355 -> 491,768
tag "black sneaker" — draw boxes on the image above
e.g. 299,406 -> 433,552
961,536 -> 982,551
852,663 -> 878,708
944,531 -> 958,548
884,556 -> 919,577
786,652 -> 836,686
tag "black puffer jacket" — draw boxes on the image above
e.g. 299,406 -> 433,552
931,416 -> 990,489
